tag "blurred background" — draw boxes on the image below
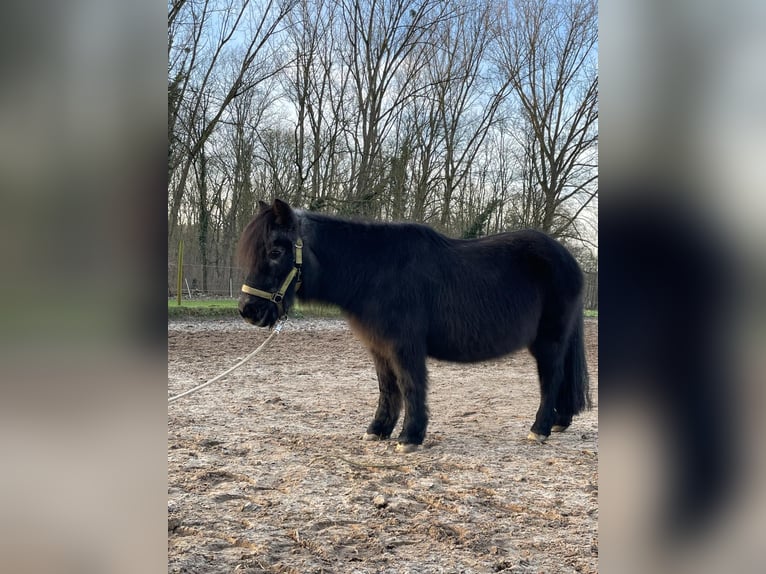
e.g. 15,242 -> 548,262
0,1 -> 166,572
0,0 -> 763,572
600,0 -> 765,572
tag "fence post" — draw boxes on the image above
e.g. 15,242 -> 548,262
176,239 -> 184,306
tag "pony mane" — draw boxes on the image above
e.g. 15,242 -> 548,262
300,211 -> 454,250
236,210 -> 272,267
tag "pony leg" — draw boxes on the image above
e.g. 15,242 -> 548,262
364,351 -> 402,440
552,390 -> 573,432
391,346 -> 429,452
529,339 -> 566,442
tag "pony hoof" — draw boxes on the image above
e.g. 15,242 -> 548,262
363,433 -> 383,441
395,442 -> 421,453
527,432 -> 548,443
551,425 -> 569,433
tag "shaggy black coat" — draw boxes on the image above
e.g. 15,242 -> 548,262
238,199 -> 590,448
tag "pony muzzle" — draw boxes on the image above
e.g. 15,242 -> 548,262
238,293 -> 280,326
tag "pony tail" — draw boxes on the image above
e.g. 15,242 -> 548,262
562,309 -> 592,415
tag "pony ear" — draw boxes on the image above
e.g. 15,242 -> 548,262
257,200 -> 269,213
272,198 -> 296,228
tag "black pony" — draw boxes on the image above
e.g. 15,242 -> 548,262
238,199 -> 590,452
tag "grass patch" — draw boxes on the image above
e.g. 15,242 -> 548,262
168,299 -> 239,318
292,301 -> 343,318
584,309 -> 598,318
168,298 -> 342,319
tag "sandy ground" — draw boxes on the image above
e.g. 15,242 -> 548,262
168,317 -> 598,573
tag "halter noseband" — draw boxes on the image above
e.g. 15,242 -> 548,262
241,238 -> 303,319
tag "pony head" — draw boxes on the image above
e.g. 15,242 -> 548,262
236,199 -> 301,327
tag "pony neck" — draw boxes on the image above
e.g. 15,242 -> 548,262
297,212 -> 374,312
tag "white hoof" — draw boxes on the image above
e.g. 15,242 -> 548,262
527,432 -> 548,443
551,425 -> 568,433
363,433 -> 382,441
395,442 -> 421,453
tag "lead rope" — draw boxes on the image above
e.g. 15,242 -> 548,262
168,318 -> 287,404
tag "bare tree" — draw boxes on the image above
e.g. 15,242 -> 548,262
168,0 -> 296,241
400,84 -> 444,223
496,0 -> 598,240
216,90 -> 262,271
339,0 -> 447,217
283,0 -> 350,208
254,127 -> 300,202
427,0 -> 510,227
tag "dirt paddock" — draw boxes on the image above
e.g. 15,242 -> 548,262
168,317 -> 598,573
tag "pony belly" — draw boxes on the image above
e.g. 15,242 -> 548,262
426,334 -> 527,363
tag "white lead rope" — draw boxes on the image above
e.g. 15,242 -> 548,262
168,319 -> 286,404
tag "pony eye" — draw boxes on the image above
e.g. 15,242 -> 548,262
268,249 -> 282,260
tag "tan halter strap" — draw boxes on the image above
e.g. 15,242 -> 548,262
241,239 -> 303,318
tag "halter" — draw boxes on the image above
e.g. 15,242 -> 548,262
241,238 -> 303,319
